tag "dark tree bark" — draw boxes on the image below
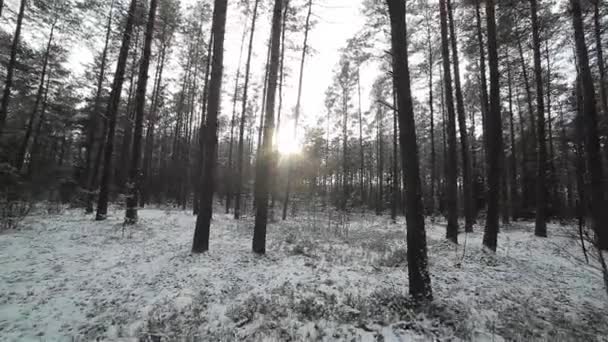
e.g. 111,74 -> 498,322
192,0 -> 228,253
95,0 -> 139,221
125,0 -> 158,224
376,104 -> 384,216
27,73 -> 51,177
226,17 -> 249,215
475,0 -> 489,156
439,0 -> 459,243
482,0 -> 503,252
594,1 -> 608,119
358,68 -> 365,204
392,88 -> 399,222
85,0 -> 115,214
571,0 -> 608,250
253,0 -> 284,254
141,40 -> 167,207
530,0 -> 548,237
0,0 -> 27,136
447,0 -> 474,232
283,0 -> 312,220
235,0 -> 260,219
425,6 -> 436,217
507,56 -> 519,220
15,19 -> 56,171
386,0 -> 433,301
193,35 -> 213,215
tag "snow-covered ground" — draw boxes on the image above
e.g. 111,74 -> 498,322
1,206 -> 607,341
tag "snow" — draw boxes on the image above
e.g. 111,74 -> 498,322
1,207 -> 607,341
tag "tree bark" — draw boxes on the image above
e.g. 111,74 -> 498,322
439,0 -> 459,243
283,0 -> 312,220
125,0 -> 158,224
85,0 -> 115,213
530,0 -> 548,237
95,0 -> 139,220
15,19 -> 55,172
482,0 -> 503,252
571,0 -> 608,250
235,0 -> 260,219
253,0 -> 284,254
0,0 -> 27,136
192,0 -> 228,253
386,0 -> 433,301
447,0 -> 474,232
226,16 -> 249,215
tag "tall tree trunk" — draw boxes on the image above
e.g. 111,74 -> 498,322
571,0 -> 608,250
85,0 -> 115,214
530,0 -> 548,237
439,0 -> 459,243
226,18 -> 249,215
447,0 -> 474,232
27,73 -> 51,177
507,56 -> 519,220
426,4 -> 436,217
475,0 -> 489,157
386,0 -> 433,301
0,0 -> 26,136
125,0 -> 158,223
482,0 -> 503,252
282,0 -> 312,220
595,1 -> 608,119
192,0 -> 228,253
392,87 -> 399,222
376,105 -> 384,215
235,0 -> 260,219
15,19 -> 55,171
253,0 -> 284,254
95,0 -> 139,221
141,40 -> 167,207
193,35 -> 213,215
358,68 -> 365,204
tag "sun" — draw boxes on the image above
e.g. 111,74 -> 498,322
276,126 -> 303,156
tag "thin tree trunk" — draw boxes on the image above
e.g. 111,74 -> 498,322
15,19 -> 56,171
226,17 -> 249,215
235,0 -> 260,219
447,0 -> 474,232
0,0 -> 26,136
482,0 -> 503,252
530,0 -> 547,237
85,0 -> 115,213
192,0 -> 228,253
439,0 -> 458,243
253,0 -> 284,254
426,3 -> 436,217
507,56 -> 519,220
283,0 -> 312,220
594,1 -> 608,119
193,35 -> 213,215
386,0 -> 433,301
141,40 -> 167,207
95,0 -> 139,221
27,73 -> 51,177
125,0 -> 158,223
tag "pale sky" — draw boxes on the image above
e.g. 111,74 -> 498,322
58,0 -> 368,151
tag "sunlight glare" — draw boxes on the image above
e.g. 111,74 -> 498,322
276,126 -> 302,156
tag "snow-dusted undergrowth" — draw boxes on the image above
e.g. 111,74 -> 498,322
0,207 -> 607,341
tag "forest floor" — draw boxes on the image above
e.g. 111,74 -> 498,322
1,206 -> 607,341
